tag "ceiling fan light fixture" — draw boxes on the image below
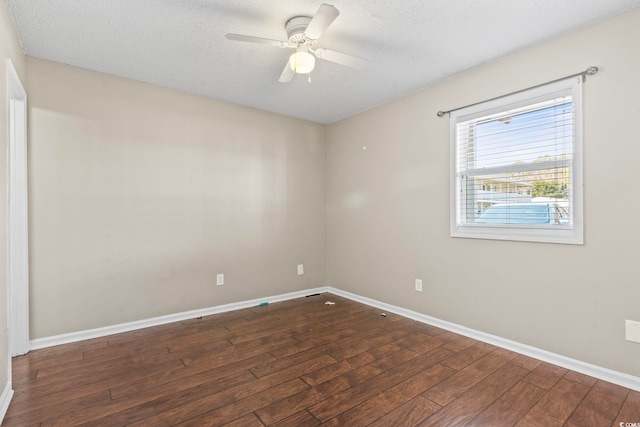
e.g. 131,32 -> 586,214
289,50 -> 315,74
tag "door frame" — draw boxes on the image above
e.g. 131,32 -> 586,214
7,59 -> 29,361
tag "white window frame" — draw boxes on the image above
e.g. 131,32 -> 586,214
450,77 -> 584,245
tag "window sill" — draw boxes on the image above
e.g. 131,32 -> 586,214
451,224 -> 583,245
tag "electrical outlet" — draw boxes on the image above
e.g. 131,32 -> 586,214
297,264 -> 304,275
216,274 -> 224,286
626,320 -> 640,343
415,279 -> 423,292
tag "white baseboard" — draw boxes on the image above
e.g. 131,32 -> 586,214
0,381 -> 14,424
28,285 -> 640,392
328,287 -> 640,392
30,287 -> 328,350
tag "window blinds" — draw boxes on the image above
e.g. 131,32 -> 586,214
455,94 -> 575,226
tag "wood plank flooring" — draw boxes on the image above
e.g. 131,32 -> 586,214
4,294 -> 639,426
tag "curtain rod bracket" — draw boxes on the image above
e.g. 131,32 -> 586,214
436,66 -> 598,117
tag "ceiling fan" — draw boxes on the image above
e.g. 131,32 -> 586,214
225,4 -> 367,83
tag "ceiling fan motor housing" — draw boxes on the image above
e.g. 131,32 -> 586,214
285,16 -> 312,43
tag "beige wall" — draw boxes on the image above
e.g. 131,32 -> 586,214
1,0 -> 26,395
27,58 -> 326,338
327,8 -> 640,376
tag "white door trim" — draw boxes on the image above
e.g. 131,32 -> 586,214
7,59 -> 29,361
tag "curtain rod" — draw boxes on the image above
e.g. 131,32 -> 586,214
436,66 -> 599,118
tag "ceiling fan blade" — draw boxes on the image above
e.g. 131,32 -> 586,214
303,4 -> 339,40
315,48 -> 367,70
225,33 -> 287,48
278,61 -> 294,83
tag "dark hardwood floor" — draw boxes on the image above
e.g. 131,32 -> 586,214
3,294 -> 639,426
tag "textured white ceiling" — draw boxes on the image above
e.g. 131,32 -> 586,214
7,0 -> 640,123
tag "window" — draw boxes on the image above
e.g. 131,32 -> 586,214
450,77 -> 583,244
